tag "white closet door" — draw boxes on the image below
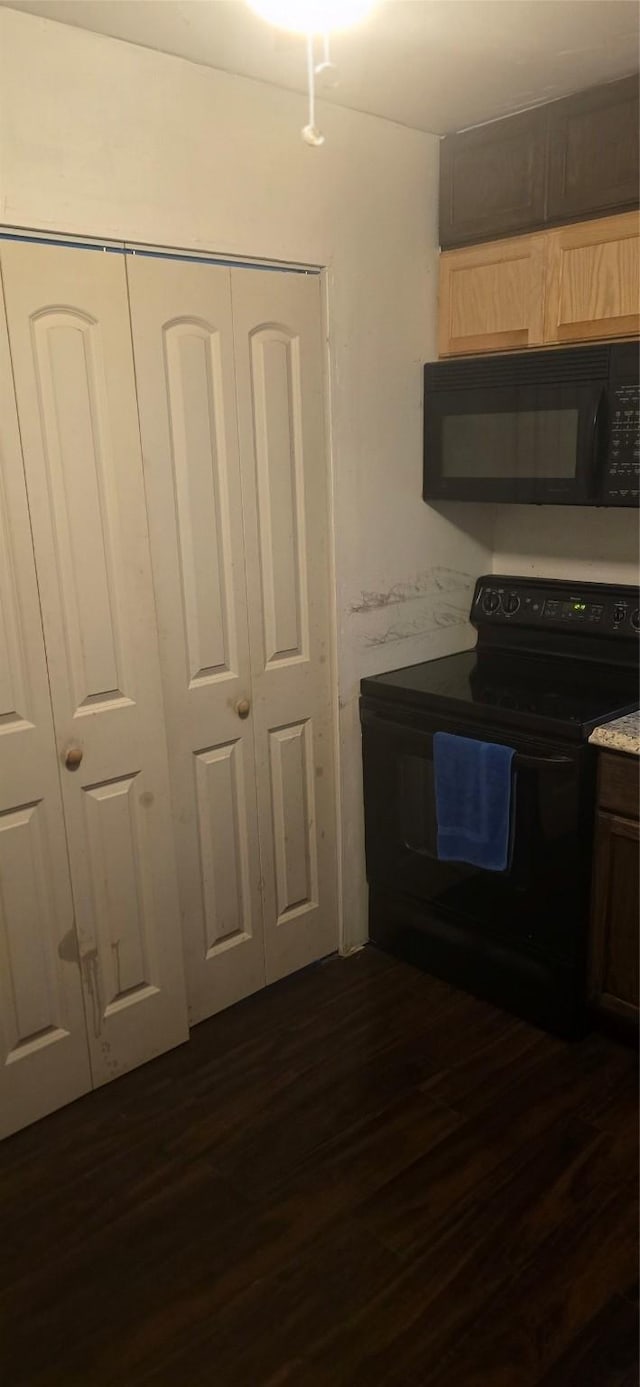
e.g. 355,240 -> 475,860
127,255 -> 266,1024
1,241 -> 188,1084
231,269 -> 339,982
0,268 -> 92,1138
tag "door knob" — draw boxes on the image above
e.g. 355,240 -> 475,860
64,745 -> 83,770
236,699 -> 251,720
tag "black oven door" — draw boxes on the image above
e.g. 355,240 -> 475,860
361,701 -> 593,980
423,380 -> 606,505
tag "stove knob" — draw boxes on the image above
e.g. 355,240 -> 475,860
503,592 -> 520,616
632,609 -> 639,631
482,589 -> 500,614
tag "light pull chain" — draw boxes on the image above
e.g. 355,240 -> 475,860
316,33 -> 331,73
302,34 -> 325,146
316,32 -> 338,87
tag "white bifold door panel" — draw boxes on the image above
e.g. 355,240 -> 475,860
0,241 -> 189,1087
231,269 -> 339,984
0,269 -> 92,1139
129,257 -> 338,1019
0,237 -> 337,1135
127,257 -> 266,1023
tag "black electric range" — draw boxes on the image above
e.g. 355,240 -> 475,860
360,576 -> 639,1036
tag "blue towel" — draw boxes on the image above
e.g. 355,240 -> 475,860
433,731 -> 515,872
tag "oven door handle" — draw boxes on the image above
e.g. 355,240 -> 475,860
514,753 -> 572,770
361,712 -> 573,770
361,711 -> 431,738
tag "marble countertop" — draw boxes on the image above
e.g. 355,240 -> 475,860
589,710 -> 640,757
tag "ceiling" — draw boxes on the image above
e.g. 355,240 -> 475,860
2,0 -> 639,134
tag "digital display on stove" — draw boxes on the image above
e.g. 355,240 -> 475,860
543,598 -> 602,622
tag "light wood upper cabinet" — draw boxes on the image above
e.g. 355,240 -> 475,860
544,212 -> 640,345
439,211 -> 639,356
438,233 -> 546,356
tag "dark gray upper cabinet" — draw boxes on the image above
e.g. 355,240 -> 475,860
439,107 -> 547,248
440,74 -> 640,249
547,74 -> 640,222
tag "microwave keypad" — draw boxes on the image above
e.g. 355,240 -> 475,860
606,384 -> 640,500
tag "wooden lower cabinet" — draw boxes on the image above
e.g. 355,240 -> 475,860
589,752 -> 639,1030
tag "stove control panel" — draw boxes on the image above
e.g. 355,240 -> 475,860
475,579 -> 639,638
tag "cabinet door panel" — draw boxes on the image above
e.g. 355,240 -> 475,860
439,234 -> 546,356
232,269 -> 339,983
547,75 -> 640,224
440,107 -> 546,249
127,256 -> 265,1024
0,264 -> 91,1138
440,76 -> 639,251
544,212 -> 640,345
590,810 -> 639,1023
598,750 -> 639,819
1,241 -> 188,1085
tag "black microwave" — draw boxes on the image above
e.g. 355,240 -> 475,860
423,340 -> 639,506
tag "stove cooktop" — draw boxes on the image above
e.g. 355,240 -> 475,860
361,577 -> 639,742
361,648 -> 639,741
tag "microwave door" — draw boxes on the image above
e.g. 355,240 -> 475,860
424,385 -> 550,503
424,382 -> 604,504
530,384 -> 605,504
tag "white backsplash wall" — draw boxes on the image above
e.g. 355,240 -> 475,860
0,7 -> 493,950
493,507 -> 639,586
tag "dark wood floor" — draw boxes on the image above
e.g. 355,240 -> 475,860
1,948 -> 638,1387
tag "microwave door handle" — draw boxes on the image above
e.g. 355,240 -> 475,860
588,388 -> 606,493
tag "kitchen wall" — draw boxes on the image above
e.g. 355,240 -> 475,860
0,6 -> 493,950
493,507 -> 638,585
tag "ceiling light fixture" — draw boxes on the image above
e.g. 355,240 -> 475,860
247,0 -> 376,146
247,0 -> 375,34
